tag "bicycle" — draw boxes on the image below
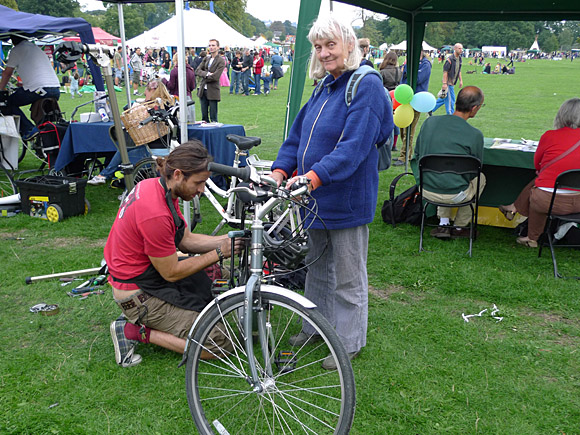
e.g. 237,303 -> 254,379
182,162 -> 356,434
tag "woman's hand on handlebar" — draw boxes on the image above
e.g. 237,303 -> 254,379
270,171 -> 285,187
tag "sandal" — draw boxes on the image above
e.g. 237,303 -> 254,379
516,237 -> 538,248
499,205 -> 516,221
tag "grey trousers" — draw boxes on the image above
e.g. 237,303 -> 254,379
302,226 -> 369,353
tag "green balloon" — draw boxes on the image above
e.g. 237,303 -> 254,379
394,84 -> 414,105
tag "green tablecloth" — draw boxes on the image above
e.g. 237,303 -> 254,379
480,139 -> 536,206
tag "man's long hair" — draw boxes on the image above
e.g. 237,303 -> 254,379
156,140 -> 212,180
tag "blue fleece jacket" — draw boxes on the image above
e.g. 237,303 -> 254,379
272,70 -> 394,229
401,57 -> 432,93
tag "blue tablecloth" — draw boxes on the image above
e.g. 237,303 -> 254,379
54,122 -> 246,172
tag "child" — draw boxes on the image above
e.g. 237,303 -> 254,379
70,72 -> 82,98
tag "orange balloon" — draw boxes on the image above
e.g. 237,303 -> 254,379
389,89 -> 401,109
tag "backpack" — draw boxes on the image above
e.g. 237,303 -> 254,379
315,65 -> 393,171
381,172 -> 422,227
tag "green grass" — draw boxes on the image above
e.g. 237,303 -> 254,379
1,58 -> 580,434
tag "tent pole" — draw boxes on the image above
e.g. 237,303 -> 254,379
175,0 -> 191,224
117,3 -> 132,108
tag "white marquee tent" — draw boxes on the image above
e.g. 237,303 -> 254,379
385,40 -> 438,52
127,8 -> 255,49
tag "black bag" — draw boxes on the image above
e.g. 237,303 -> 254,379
381,172 -> 422,227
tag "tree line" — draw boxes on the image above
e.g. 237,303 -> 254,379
359,16 -> 580,53
5,0 -> 579,53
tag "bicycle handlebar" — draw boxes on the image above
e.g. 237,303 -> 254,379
208,162 -> 252,182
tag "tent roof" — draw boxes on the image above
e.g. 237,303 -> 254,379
64,27 -> 121,45
335,0 -> 580,22
0,5 -> 92,40
386,40 -> 437,51
126,8 -> 255,48
0,5 -> 104,89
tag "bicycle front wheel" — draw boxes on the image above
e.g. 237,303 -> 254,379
0,165 -> 17,197
185,290 -> 356,434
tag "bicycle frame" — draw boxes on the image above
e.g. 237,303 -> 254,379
184,170 -> 311,392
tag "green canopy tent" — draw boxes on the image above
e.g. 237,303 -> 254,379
285,0 -> 580,135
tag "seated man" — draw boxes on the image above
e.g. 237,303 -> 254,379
104,141 -> 244,367
0,35 -> 61,141
414,86 -> 487,239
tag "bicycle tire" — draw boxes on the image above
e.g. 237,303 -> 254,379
18,140 -> 27,163
185,290 -> 356,434
132,157 -> 159,184
0,165 -> 18,197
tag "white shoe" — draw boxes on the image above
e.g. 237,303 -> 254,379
87,175 -> 107,185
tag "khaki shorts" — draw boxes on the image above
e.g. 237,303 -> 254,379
132,70 -> 141,84
114,290 -> 231,353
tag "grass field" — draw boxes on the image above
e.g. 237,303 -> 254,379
1,58 -> 580,434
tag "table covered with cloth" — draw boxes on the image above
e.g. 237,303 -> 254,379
53,122 -> 246,172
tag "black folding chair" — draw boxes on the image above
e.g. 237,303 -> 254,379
418,154 -> 482,257
538,169 -> 580,279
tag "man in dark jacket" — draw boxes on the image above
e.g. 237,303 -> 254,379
196,39 -> 225,123
241,49 -> 253,96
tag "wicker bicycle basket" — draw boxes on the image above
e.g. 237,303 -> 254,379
120,100 -> 169,146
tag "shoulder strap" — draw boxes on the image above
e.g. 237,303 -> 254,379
537,138 -> 580,175
345,65 -> 382,106
389,172 -> 414,201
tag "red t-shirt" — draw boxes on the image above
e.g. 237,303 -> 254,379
535,127 -> 580,189
104,178 -> 185,290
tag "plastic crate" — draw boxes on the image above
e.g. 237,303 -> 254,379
15,175 -> 87,221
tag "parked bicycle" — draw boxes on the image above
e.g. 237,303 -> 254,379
182,162 -> 356,434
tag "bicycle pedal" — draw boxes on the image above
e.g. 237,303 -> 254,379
211,279 -> 230,295
274,350 -> 297,373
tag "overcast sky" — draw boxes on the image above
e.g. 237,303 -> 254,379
79,0 -> 368,26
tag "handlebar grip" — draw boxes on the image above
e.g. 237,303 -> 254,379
208,162 -> 251,182
186,100 -> 195,106
140,116 -> 154,126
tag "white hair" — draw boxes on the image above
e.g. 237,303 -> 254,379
307,14 -> 362,80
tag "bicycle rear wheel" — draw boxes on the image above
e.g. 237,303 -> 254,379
185,290 -> 356,434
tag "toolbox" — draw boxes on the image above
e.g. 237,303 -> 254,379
15,175 -> 88,222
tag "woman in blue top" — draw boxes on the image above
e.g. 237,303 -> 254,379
271,15 -> 393,370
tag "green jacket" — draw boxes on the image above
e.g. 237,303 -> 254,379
414,114 -> 483,194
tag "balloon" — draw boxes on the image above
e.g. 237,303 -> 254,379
394,84 -> 414,105
393,104 -> 414,128
389,89 -> 401,110
411,91 -> 436,113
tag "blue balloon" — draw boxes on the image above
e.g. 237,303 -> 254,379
411,91 -> 436,113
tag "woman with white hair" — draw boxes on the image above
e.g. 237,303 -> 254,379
270,15 -> 394,370
499,98 -> 580,247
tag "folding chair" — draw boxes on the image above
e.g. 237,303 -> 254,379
418,154 -> 482,257
538,169 -> 580,279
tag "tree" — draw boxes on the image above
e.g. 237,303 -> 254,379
264,30 -> 274,41
358,19 -> 383,47
283,20 -> 296,36
539,32 -> 559,52
18,0 -> 80,17
269,21 -> 285,34
559,28 -> 574,51
247,13 -> 266,37
101,4 -> 146,40
193,0 -> 254,38
0,0 -> 18,10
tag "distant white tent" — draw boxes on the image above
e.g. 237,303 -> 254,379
385,40 -> 437,52
253,36 -> 268,47
127,8 -> 255,49
379,42 -> 389,51
529,35 -> 541,51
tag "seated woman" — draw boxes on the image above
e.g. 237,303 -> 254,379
483,63 -> 491,74
88,79 -> 174,185
499,98 -> 580,247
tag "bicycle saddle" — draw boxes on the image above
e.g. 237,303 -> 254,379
226,134 -> 261,150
